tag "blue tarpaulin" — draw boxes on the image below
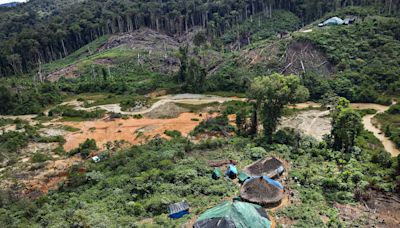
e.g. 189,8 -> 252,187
225,164 -> 238,178
168,201 -> 190,219
244,176 -> 284,189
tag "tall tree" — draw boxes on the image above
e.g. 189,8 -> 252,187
331,98 -> 363,152
249,73 -> 309,142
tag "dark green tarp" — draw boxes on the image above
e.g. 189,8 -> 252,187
194,201 -> 271,228
212,168 -> 222,179
238,172 -> 250,183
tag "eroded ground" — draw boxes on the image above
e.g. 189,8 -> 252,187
1,96 -> 399,205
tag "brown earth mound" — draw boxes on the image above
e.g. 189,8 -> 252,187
143,102 -> 188,119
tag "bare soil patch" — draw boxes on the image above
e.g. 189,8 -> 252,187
279,109 -> 331,140
46,65 -> 79,82
98,28 -> 180,52
61,112 -> 211,151
283,41 -> 333,76
335,190 -> 400,227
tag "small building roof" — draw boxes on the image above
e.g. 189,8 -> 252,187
168,201 -> 189,215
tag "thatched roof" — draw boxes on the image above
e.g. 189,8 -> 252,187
240,176 -> 284,205
243,157 -> 285,179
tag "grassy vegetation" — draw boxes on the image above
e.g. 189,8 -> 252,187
219,10 -> 301,46
41,36 -> 111,75
30,152 -> 52,163
62,125 -> 81,132
294,15 -> 400,103
175,102 -> 220,113
48,105 -> 106,121
0,121 -> 66,164
374,104 -> 400,148
0,125 -> 398,227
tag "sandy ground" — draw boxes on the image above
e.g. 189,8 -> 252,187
287,102 -> 399,157
280,109 -> 331,140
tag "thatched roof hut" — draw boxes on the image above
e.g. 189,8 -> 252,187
243,157 -> 285,179
240,176 -> 284,206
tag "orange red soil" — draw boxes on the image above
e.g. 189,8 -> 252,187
62,112 -> 211,151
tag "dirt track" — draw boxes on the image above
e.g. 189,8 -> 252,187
287,102 -> 399,157
67,93 -> 245,116
350,103 -> 399,157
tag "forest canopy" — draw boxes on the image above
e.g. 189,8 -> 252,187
0,0 -> 399,77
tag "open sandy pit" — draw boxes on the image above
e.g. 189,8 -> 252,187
62,112 -> 210,151
279,109 -> 331,140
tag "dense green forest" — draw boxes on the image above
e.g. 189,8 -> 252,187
1,0 -> 400,76
1,6 -> 400,115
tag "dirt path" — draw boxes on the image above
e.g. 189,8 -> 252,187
291,102 -> 399,157
64,93 -> 245,116
350,103 -> 399,157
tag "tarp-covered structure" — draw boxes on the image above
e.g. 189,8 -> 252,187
193,201 -> 271,228
323,17 -> 344,26
238,172 -> 250,183
168,201 -> 189,219
240,176 -> 284,205
225,164 -> 238,179
243,157 -> 285,179
212,168 -> 222,180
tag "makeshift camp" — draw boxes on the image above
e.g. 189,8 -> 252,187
225,164 -> 238,179
168,201 -> 189,219
243,157 -> 285,179
238,172 -> 250,184
319,17 -> 344,26
212,168 -> 222,180
240,176 -> 284,205
193,201 -> 271,228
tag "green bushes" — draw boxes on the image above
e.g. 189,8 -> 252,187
0,83 -> 63,115
296,16 -> 400,102
69,139 -> 98,158
48,106 -> 105,120
30,153 -> 51,163
164,130 -> 182,138
374,104 -> 400,149
191,115 -> 234,136
0,131 -> 28,154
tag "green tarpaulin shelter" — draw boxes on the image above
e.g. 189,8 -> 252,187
212,168 -> 222,179
323,17 -> 344,26
193,201 -> 271,228
238,172 -> 250,183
